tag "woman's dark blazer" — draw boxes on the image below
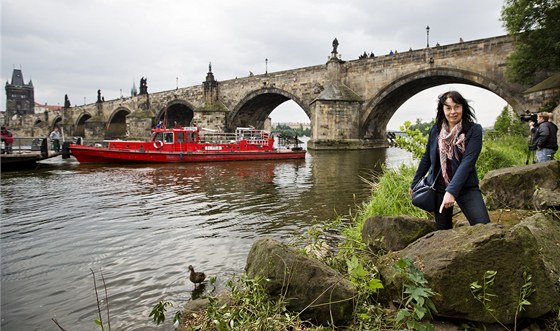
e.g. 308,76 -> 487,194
411,123 -> 483,198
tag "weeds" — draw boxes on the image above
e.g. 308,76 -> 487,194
470,270 -> 536,331
393,257 -> 437,331
181,274 -> 312,330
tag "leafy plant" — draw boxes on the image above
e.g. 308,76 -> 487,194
515,271 -> 536,328
149,300 -> 173,325
393,257 -> 438,331
347,255 -> 384,294
470,270 -> 535,331
184,274 -> 306,330
394,121 -> 429,160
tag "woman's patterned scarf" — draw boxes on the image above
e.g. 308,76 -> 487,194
438,121 -> 466,184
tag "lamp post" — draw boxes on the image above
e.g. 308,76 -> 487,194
426,26 -> 430,48
265,58 -> 268,75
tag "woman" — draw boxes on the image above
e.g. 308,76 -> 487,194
409,91 -> 490,230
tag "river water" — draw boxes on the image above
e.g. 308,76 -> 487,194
1,147 -> 412,330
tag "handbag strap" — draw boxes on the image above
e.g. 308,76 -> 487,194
429,169 -> 442,189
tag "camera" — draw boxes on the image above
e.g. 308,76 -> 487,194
520,111 -> 538,123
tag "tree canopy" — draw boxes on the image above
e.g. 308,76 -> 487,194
501,0 -> 560,84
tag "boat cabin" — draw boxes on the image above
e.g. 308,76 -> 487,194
104,126 -> 275,153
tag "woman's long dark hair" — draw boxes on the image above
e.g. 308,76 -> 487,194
435,91 -> 477,132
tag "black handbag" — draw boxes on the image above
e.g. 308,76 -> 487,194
411,170 -> 441,212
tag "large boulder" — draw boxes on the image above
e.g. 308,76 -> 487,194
377,213 -> 560,325
480,160 -> 560,210
245,237 -> 355,326
362,215 -> 437,254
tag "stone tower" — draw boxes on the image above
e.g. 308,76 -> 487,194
5,68 -> 35,118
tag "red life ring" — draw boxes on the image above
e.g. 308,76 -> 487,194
153,140 -> 164,149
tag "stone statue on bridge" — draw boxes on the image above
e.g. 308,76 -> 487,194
332,38 -> 339,54
139,77 -> 148,95
97,89 -> 102,103
64,94 -> 71,108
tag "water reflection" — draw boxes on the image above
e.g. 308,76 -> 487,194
1,148 -> 412,331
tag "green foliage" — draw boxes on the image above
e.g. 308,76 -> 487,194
470,270 -> 498,313
486,106 -> 529,139
347,255 -> 384,294
185,275 -> 307,330
477,134 -> 529,179
515,271 -> 536,325
394,121 -> 429,160
409,118 -> 434,134
149,300 -> 172,325
393,257 -> 437,331
272,123 -> 310,137
501,0 -> 560,84
540,100 -> 559,113
470,270 -> 535,331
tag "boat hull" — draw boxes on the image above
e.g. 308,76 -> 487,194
69,145 -> 306,163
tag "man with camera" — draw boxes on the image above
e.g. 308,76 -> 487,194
530,112 -> 558,162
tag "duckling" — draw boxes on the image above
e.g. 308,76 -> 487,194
188,265 -> 206,288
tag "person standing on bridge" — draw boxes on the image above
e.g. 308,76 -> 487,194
50,127 -> 61,152
409,91 -> 490,230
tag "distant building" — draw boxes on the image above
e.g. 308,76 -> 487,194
5,69 -> 35,117
34,102 -> 62,114
273,122 -> 311,130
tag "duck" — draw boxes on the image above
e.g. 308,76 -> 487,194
188,265 -> 206,288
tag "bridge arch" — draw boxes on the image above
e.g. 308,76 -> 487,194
51,116 -> 63,130
75,112 -> 93,138
157,100 -> 195,127
227,87 -> 308,131
361,68 -> 523,139
106,107 -> 131,139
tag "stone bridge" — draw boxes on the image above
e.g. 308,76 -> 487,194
10,34 -> 535,149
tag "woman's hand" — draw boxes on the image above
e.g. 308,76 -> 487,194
439,192 -> 456,213
408,187 -> 413,197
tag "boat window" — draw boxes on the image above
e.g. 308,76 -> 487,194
164,132 -> 173,143
188,132 -> 196,143
153,132 -> 163,141
177,132 -> 184,143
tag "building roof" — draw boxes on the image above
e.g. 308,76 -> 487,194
524,73 -> 560,93
35,102 -> 62,111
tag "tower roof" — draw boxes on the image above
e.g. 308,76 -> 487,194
10,69 -> 26,86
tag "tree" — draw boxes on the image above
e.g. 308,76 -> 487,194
488,105 -> 528,138
501,0 -> 560,84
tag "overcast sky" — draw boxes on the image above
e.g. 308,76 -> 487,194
1,0 -> 509,130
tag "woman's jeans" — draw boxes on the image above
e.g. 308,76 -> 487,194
434,186 -> 490,230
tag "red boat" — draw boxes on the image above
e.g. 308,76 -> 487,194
69,126 -> 306,163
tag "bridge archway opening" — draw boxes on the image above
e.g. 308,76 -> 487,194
228,89 -> 308,132
388,84 -> 508,131
158,103 -> 194,128
269,100 -> 310,135
52,117 -> 62,130
106,109 -> 130,139
75,113 -> 92,138
362,70 -> 515,140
